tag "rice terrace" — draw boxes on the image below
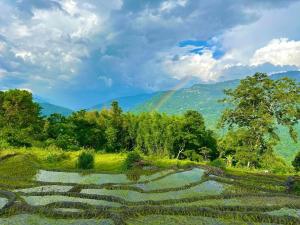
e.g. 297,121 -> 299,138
0,149 -> 299,225
1,0 -> 300,224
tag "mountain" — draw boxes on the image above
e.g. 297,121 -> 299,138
133,71 -> 300,162
38,102 -> 73,116
90,93 -> 156,112
270,70 -> 300,80
33,96 -> 73,116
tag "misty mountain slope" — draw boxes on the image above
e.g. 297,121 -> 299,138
33,95 -> 73,116
38,102 -> 73,116
90,93 -> 156,112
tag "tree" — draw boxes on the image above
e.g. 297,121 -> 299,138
0,89 -> 44,146
292,151 -> 300,172
219,73 -> 300,167
174,110 -> 218,160
45,113 -> 69,139
104,101 -> 125,152
136,112 -> 173,157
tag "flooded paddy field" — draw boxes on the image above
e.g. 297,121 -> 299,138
0,166 -> 300,225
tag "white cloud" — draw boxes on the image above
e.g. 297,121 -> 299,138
0,0 -> 121,86
98,75 -> 113,87
14,50 -> 33,61
250,38 -> 300,67
159,0 -> 188,12
164,50 -> 219,82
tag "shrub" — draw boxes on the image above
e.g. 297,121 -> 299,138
209,158 -> 226,169
123,151 -> 142,170
183,150 -> 203,162
292,151 -> 300,172
260,153 -> 293,174
46,153 -> 69,163
77,151 -> 94,169
0,139 -> 10,149
55,134 -> 79,150
2,128 -> 32,147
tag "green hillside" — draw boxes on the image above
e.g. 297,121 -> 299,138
134,72 -> 300,162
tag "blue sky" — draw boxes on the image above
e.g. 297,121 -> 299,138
0,0 -> 300,109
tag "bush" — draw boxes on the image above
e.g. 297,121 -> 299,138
2,128 -> 32,147
183,150 -> 203,162
123,152 -> 142,170
55,134 -> 79,150
260,153 -> 293,174
292,151 -> 300,172
77,151 -> 94,169
0,139 -> 10,149
209,158 -> 226,169
46,153 -> 69,163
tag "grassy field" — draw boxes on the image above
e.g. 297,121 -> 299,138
0,148 -> 299,224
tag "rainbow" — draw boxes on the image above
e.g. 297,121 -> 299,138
153,76 -> 192,111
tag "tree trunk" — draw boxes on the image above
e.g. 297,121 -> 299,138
176,143 -> 185,159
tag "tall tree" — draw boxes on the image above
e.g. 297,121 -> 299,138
174,110 -> 218,160
105,101 -> 124,152
0,89 -> 44,146
219,73 -> 300,167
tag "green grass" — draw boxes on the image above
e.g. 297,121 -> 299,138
0,154 -> 37,187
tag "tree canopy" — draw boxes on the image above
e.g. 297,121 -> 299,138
219,73 -> 300,167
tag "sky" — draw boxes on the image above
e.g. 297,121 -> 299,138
0,0 -> 300,109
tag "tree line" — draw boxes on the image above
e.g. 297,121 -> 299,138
0,73 -> 299,170
0,91 -> 218,161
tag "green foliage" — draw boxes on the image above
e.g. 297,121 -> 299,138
0,139 -> 10,148
182,150 -> 203,162
123,151 -> 142,170
0,89 -> 44,147
134,73 -> 300,163
292,151 -> 300,171
77,151 -> 94,169
219,73 -> 300,167
45,152 -> 69,163
55,134 -> 79,150
0,85 -> 298,174
209,158 -> 226,169
260,153 -> 293,174
173,110 -> 218,160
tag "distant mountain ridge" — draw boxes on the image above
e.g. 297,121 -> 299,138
33,96 -> 73,116
89,93 -> 156,112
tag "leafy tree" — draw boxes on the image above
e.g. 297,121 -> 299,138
0,90 -> 44,146
219,73 -> 300,167
104,101 -> 125,152
174,110 -> 218,160
136,112 -> 168,156
292,151 -> 300,172
70,110 -> 105,150
45,113 -> 70,139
